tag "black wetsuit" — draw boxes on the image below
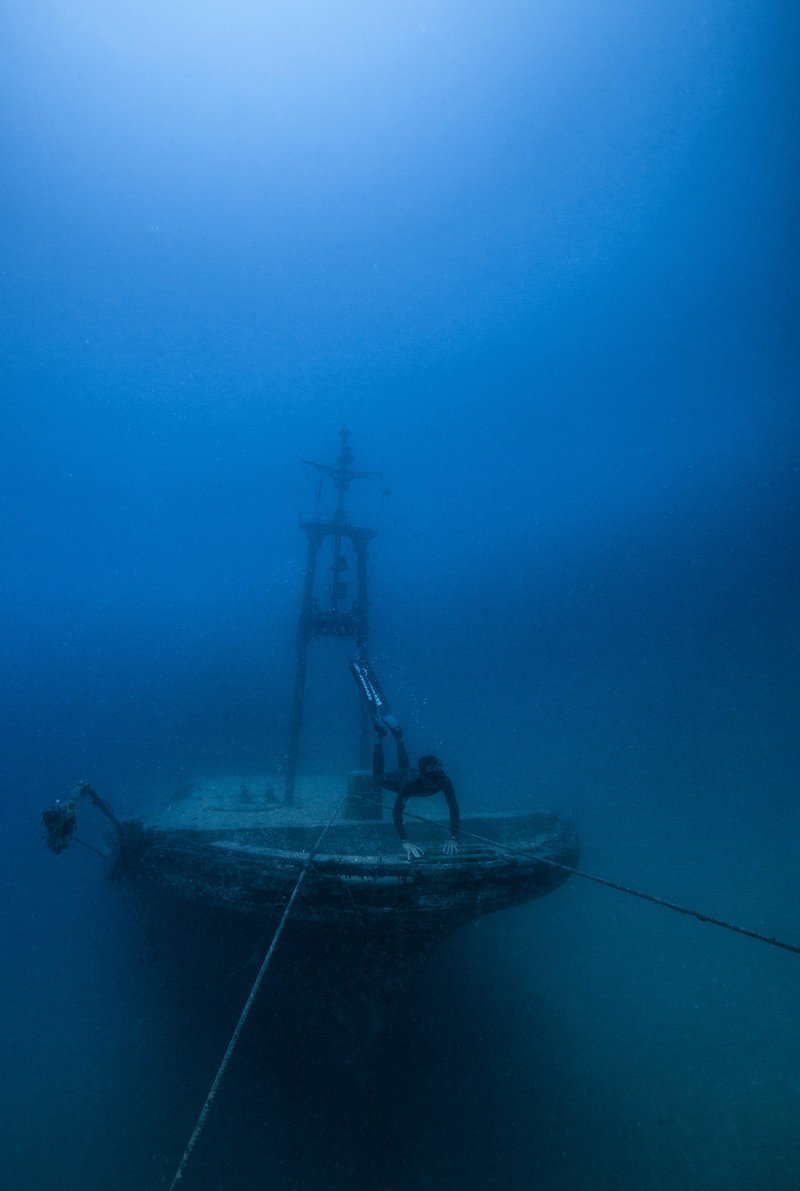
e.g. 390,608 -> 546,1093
373,736 -> 460,844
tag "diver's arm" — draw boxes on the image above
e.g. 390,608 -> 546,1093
393,794 -> 422,858
442,778 -> 460,854
442,778 -> 460,838
392,793 -> 407,840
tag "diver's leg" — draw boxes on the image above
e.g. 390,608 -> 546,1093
396,737 -> 410,770
372,735 -> 386,780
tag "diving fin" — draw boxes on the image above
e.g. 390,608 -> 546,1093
349,657 -> 394,726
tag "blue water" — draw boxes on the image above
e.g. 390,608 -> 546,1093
2,2 -> 798,1187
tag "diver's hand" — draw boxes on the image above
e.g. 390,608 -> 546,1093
403,840 -> 423,859
442,838 -> 459,857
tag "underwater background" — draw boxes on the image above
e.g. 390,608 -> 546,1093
2,2 -> 798,1188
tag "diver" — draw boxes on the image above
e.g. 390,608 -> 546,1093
371,714 -> 460,859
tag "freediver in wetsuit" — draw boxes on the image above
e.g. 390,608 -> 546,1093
372,717 -> 460,859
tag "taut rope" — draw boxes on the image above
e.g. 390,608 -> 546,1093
167,792 -> 350,1189
384,799 -> 800,958
461,823 -> 800,957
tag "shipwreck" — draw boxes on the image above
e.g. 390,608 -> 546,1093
43,430 -> 579,1036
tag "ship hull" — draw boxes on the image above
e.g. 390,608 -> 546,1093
120,809 -> 575,919
113,799 -> 579,1111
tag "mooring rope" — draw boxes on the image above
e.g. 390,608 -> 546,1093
167,793 -> 350,1190
367,797 -> 800,957
460,824 -> 800,957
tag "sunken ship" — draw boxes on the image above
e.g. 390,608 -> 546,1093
43,431 -> 578,1025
